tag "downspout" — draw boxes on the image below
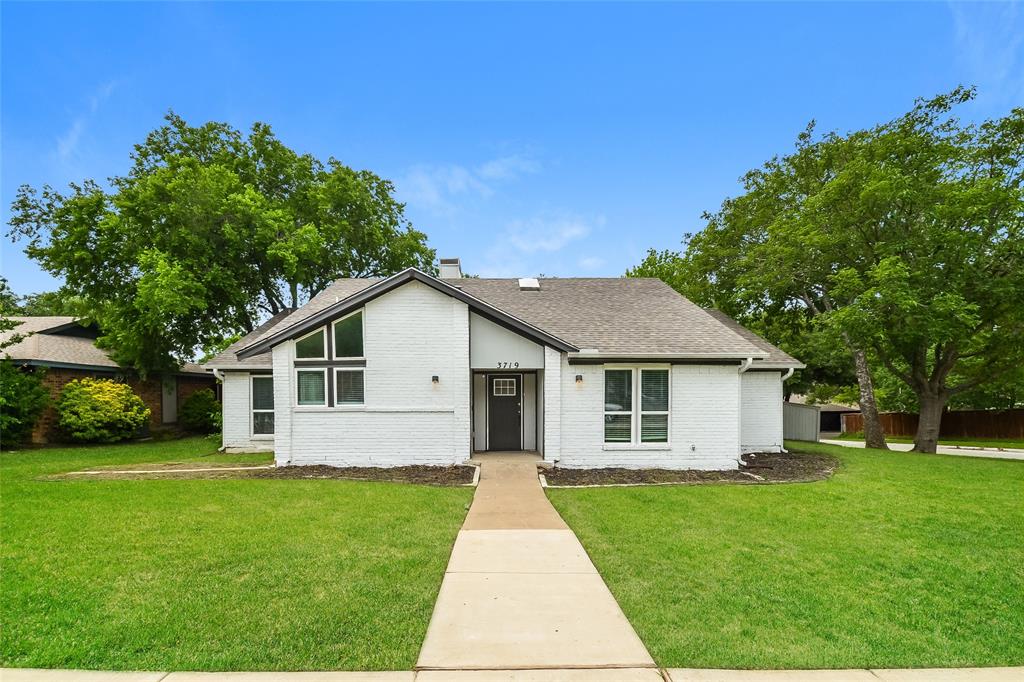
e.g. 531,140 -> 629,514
735,358 -> 753,464
780,367 -> 794,452
211,368 -> 226,451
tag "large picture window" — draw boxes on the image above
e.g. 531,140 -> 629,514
297,369 -> 327,406
603,367 -> 670,445
335,368 -> 364,405
333,311 -> 364,358
251,376 -> 274,435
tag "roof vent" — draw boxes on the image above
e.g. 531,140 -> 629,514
518,277 -> 540,291
439,258 -> 462,279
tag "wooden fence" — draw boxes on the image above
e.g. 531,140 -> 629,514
841,409 -> 1024,439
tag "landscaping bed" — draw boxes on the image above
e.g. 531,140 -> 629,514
542,451 -> 838,487
250,463 -> 476,485
50,460 -> 477,485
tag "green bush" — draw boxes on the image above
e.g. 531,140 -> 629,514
56,378 -> 150,443
0,360 -> 50,448
179,388 -> 221,433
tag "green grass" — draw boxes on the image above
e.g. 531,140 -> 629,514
833,432 -> 1024,449
548,441 -> 1024,669
1,437 -> 472,671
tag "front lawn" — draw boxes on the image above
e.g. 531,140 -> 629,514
833,432 -> 1024,449
548,441 -> 1024,669
1,437 -> 472,671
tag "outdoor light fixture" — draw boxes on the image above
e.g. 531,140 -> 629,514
432,375 -> 439,384
575,374 -> 583,384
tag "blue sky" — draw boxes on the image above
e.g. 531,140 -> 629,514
2,2 -> 1022,294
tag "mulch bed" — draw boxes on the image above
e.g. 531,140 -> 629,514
248,464 -> 476,485
48,463 -> 477,486
540,451 -> 839,487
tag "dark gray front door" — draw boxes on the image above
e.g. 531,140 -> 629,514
488,374 -> 522,451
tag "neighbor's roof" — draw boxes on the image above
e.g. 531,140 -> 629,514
208,272 -> 803,368
1,316 -> 209,375
702,309 -> 805,369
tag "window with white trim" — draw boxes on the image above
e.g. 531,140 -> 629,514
296,369 -> 327,406
603,368 -> 670,444
295,328 -> 327,359
333,311 -> 364,358
604,369 -> 633,442
251,376 -> 274,435
335,368 -> 364,405
639,369 -> 669,443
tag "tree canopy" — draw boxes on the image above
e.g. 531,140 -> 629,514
630,88 -> 1024,452
8,113 -> 434,374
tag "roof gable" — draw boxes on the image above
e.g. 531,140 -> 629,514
234,269 -> 578,359
209,272 -> 804,367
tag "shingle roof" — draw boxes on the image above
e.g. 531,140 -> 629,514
211,273 -> 804,366
702,309 -> 804,368
204,280 -> 378,369
1,317 -> 209,375
456,278 -> 765,357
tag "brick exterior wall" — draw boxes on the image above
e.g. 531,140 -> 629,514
26,366 -> 214,444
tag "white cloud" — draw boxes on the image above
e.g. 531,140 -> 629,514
55,80 -> 119,166
578,255 -> 606,271
396,152 -> 540,216
476,154 -> 541,181
397,163 -> 492,215
504,214 -> 591,254
948,2 -> 1024,104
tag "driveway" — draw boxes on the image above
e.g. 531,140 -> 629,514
820,439 -> 1024,461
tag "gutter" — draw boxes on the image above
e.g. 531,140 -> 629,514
737,357 -> 754,373
781,367 -> 795,381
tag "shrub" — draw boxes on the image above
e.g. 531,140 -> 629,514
56,378 -> 150,443
0,360 -> 50,448
180,388 -> 221,433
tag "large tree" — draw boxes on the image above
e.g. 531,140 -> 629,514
9,113 -> 434,374
632,88 -> 1023,453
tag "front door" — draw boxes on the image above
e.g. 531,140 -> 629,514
488,374 -> 522,451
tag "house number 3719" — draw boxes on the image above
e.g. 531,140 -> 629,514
496,361 -> 520,369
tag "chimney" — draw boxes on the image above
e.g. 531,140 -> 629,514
439,258 -> 462,279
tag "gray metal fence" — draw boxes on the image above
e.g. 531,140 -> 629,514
784,402 -> 820,442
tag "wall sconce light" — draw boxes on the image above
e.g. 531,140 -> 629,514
432,375 -> 440,384
575,374 -> 583,384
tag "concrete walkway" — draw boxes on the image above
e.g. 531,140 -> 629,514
415,453 -> 656,673
820,439 -> 1024,461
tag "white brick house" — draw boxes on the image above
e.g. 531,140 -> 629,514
206,259 -> 802,469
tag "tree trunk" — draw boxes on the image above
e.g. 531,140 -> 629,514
289,281 -> 299,310
913,392 -> 947,454
851,347 -> 889,450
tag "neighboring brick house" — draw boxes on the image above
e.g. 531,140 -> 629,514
206,259 -> 804,469
1,317 -> 215,444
